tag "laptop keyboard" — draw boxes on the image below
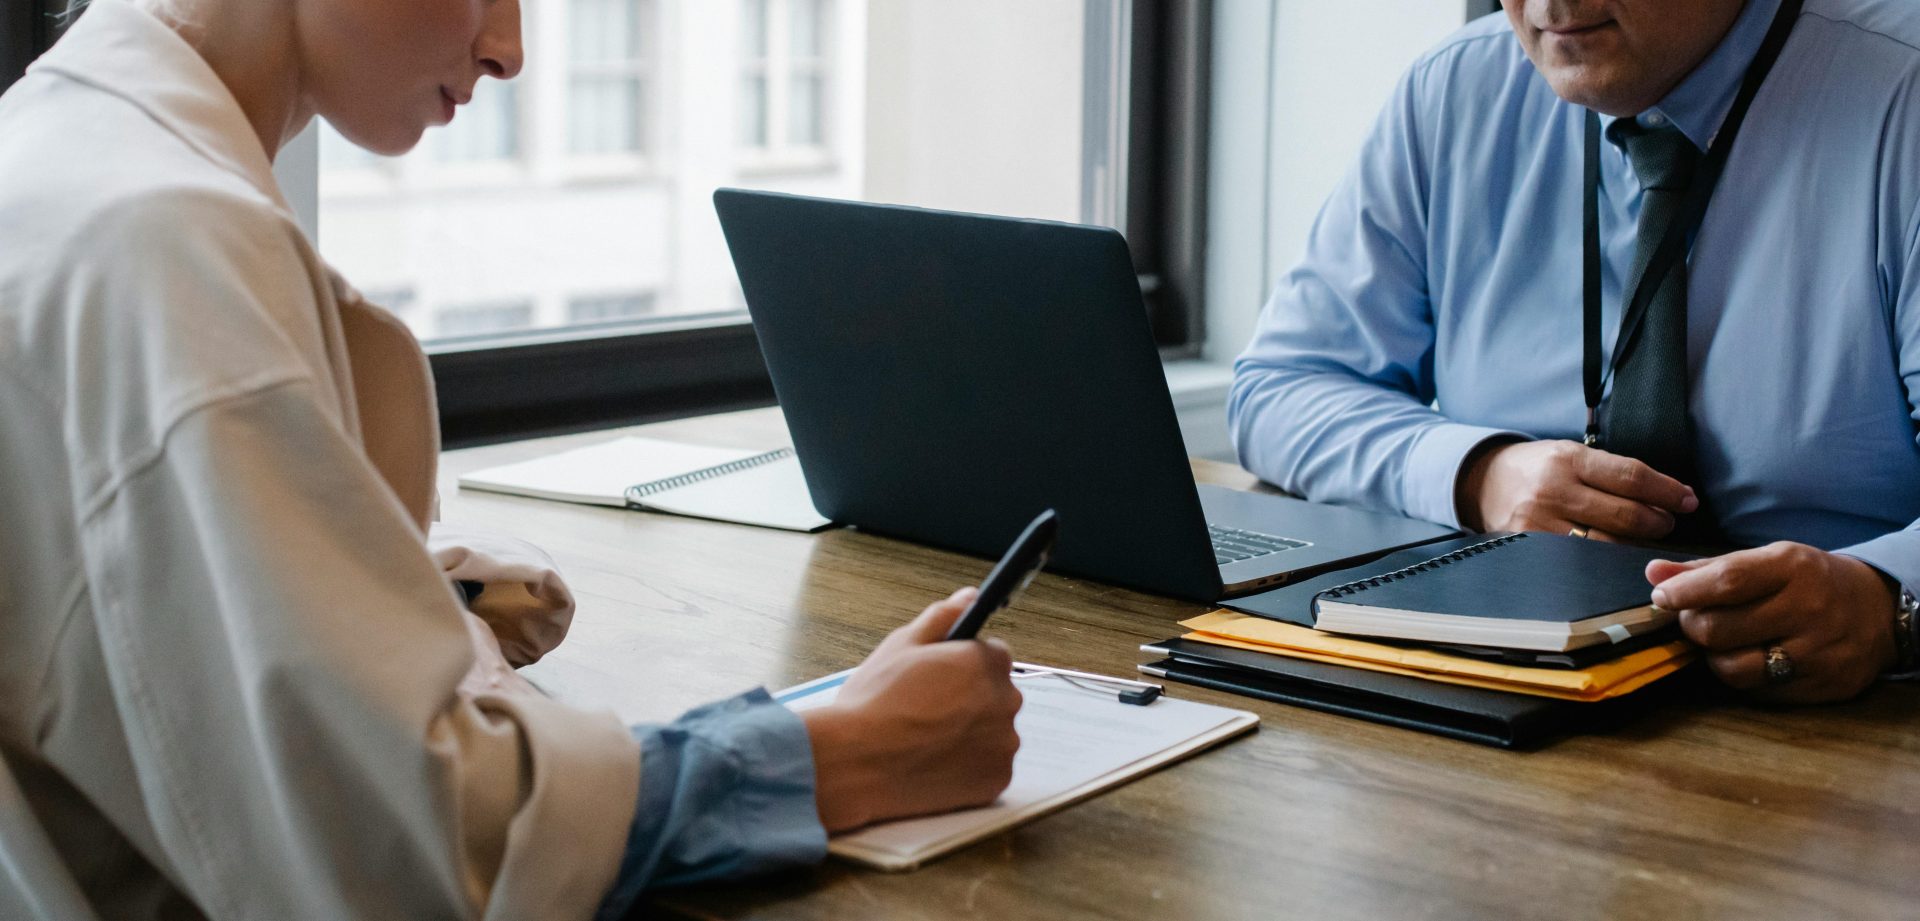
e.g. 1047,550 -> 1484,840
1209,524 -> 1310,566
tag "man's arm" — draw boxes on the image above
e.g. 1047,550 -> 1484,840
1228,65 -> 1517,528
1643,162 -> 1920,702
1230,59 -> 1696,538
1828,201 -> 1920,627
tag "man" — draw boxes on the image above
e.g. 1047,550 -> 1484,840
1228,0 -> 1920,703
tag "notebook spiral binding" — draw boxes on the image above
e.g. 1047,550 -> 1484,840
623,447 -> 795,504
1315,533 -> 1528,600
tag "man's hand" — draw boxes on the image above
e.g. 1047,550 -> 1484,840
1648,543 -> 1900,703
800,587 -> 1024,832
1458,439 -> 1699,540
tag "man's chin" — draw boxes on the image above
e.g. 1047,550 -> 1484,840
1536,66 -> 1659,118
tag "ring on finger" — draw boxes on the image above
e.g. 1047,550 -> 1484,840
1763,645 -> 1796,685
1568,525 -> 1591,539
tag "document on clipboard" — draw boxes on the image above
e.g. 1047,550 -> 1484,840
776,666 -> 1258,871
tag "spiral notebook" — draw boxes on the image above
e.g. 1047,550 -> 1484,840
1306,533 -> 1685,652
457,436 -> 833,532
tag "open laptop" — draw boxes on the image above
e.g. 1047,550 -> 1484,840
713,189 -> 1456,601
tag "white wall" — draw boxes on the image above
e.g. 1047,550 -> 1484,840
862,1 -> 1084,222
1205,0 -> 1474,365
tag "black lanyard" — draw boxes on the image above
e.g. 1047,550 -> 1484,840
1580,0 -> 1803,446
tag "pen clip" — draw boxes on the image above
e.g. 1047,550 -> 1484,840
1011,663 -> 1164,706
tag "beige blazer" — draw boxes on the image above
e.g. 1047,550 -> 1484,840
0,3 -> 639,918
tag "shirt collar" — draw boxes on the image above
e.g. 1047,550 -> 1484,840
30,0 -> 290,213
1597,0 -> 1783,151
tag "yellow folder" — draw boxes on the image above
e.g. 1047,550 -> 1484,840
1178,609 -> 1694,702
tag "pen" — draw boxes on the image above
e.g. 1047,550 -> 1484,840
1012,662 -> 1162,691
945,509 -> 1059,641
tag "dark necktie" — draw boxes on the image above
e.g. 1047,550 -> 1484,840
1600,120 -> 1702,488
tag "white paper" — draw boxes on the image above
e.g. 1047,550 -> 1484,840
782,669 -> 1256,868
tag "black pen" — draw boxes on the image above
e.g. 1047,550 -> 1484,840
945,509 -> 1059,641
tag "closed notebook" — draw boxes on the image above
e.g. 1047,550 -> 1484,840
458,436 -> 833,532
1306,532 -> 1692,652
1140,640 -> 1602,750
1223,534 -> 1670,669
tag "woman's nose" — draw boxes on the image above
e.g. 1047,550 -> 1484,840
476,0 -> 524,80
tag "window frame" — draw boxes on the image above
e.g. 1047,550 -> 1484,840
1124,0 -> 1212,356
4,0 -> 1215,449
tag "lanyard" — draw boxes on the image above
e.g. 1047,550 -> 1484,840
1579,0 -> 1803,446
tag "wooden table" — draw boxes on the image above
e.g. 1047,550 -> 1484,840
440,408 -> 1920,921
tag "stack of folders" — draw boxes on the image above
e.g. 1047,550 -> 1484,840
1140,533 -> 1702,749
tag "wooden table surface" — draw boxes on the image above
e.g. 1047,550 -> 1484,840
440,408 -> 1920,921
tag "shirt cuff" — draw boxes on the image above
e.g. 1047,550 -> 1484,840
1838,531 -> 1920,680
595,689 -> 828,920
1401,423 -> 1529,530
1836,529 -> 1920,599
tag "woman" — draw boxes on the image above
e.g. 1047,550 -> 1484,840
0,1 -> 1022,918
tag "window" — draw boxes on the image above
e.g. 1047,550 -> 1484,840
0,0 -> 1213,444
787,0 -> 827,147
320,122 -> 382,172
436,80 -> 521,164
360,286 -> 419,315
739,0 -> 829,155
568,290 -> 659,324
437,300 -> 537,338
569,0 -> 651,157
739,0 -> 770,148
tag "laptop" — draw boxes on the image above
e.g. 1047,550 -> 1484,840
713,189 -> 1456,601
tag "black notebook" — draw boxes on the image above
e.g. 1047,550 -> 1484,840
1304,533 -> 1691,652
1138,639 -> 1569,749
1139,637 -> 1698,749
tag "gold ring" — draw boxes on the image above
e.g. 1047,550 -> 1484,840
1569,525 -> 1591,539
1764,645 -> 1796,685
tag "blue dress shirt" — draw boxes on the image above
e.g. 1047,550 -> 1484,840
1228,0 -> 1920,595
595,689 -> 827,920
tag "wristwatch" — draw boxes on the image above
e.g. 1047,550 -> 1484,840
1892,585 -> 1920,674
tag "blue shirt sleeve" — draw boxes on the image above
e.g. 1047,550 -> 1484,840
594,688 -> 827,920
1834,200 -> 1920,603
1226,61 -> 1521,528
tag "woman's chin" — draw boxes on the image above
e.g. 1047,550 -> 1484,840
332,120 -> 426,158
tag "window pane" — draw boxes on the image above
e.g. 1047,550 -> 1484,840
435,79 -> 518,162
741,0 -> 769,59
788,73 -> 821,147
436,300 -> 536,338
572,77 -> 644,154
572,0 -> 637,65
739,74 -> 768,148
568,290 -> 659,323
320,120 -> 380,170
320,0 -> 1090,346
789,0 -> 822,59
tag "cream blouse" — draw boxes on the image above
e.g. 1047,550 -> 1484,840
0,2 -> 640,918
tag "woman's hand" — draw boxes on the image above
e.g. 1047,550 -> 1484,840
800,587 -> 1024,832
